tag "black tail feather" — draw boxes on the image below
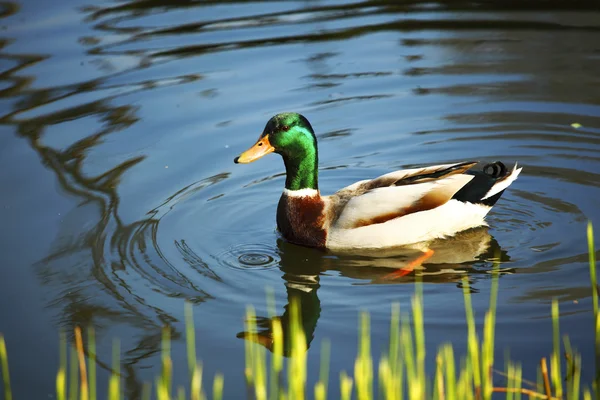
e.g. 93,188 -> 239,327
452,161 -> 509,206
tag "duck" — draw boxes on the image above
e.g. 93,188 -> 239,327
234,112 -> 522,257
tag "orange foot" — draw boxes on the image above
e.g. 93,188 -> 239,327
381,249 -> 435,281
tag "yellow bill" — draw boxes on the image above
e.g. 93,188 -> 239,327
234,135 -> 275,163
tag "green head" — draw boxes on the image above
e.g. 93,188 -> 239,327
234,112 -> 319,191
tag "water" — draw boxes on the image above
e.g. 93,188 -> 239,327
1,0 -> 599,398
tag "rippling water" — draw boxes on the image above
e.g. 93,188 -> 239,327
1,1 -> 600,398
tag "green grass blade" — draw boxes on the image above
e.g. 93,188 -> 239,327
354,311 -> 372,400
461,277 -> 481,392
249,310 -> 266,400
378,357 -> 393,400
516,363 -> 523,400
551,299 -> 563,398
571,353 -> 582,400
507,361 -> 523,400
481,265 -> 499,400
109,339 -> 120,400
243,306 -> 254,386
270,317 -> 283,400
56,366 -> 66,400
506,362 -> 514,400
588,221 -> 600,395
412,287 -> 425,399
156,377 -> 167,400
0,334 -> 12,400
289,298 -> 307,400
444,345 -> 456,400
87,327 -> 96,400
588,221 -> 598,319
563,335 -> 580,400
213,373 -> 224,400
314,381 -> 326,400
340,371 -> 353,400
481,311 -> 494,400
185,301 -> 197,380
389,303 -> 400,378
191,362 -> 202,400
68,345 -> 78,400
401,314 -> 416,399
56,331 -> 67,400
161,326 -> 173,398
265,286 -> 282,400
433,352 -> 443,400
596,314 -> 600,399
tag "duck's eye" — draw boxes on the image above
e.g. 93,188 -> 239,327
282,125 -> 290,131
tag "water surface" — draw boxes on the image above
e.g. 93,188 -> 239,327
1,1 -> 600,398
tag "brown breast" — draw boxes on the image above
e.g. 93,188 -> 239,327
276,193 -> 327,248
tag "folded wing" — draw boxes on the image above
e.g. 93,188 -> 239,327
330,161 -> 478,229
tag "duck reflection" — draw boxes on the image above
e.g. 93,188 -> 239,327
237,243 -> 323,355
331,226 -> 511,284
237,226 -> 513,354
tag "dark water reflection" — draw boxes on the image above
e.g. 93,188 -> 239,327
1,0 -> 600,398
237,229 -> 513,356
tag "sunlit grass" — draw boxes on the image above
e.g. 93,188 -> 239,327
0,333 -> 12,400
0,222 -> 598,399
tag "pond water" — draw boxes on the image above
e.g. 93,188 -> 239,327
1,0 -> 600,398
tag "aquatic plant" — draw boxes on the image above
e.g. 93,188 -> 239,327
0,222 -> 598,399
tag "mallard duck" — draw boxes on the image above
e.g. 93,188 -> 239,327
234,112 -> 521,254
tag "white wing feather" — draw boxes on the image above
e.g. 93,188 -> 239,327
332,174 -> 474,229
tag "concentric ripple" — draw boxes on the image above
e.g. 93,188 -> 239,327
216,243 -> 279,270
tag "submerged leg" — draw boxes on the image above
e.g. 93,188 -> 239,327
381,248 -> 435,280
